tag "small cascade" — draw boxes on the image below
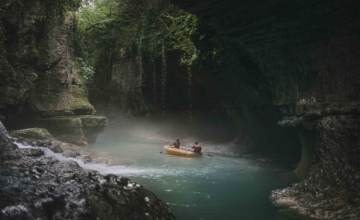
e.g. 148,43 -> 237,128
14,141 -> 126,176
161,42 -> 167,116
0,123 -> 141,177
187,65 -> 193,124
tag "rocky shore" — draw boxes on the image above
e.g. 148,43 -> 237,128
0,123 -> 175,220
270,115 -> 360,220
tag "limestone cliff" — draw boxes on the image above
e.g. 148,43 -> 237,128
94,0 -> 360,218
0,0 -> 107,145
169,0 -> 360,219
95,44 -> 149,117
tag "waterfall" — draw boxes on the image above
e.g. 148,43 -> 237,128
188,66 -> 192,124
0,120 -> 127,176
161,42 -> 167,116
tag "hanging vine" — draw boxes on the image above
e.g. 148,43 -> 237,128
75,0 -> 222,114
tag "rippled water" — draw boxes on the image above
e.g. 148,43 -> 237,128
87,130 -> 303,220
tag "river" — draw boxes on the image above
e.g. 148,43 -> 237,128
87,129 -> 308,220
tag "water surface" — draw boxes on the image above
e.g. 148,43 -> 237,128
88,130 -> 302,220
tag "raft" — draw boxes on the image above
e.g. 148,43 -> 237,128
164,146 -> 202,157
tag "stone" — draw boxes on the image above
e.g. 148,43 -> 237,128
19,115 -> 108,146
0,0 -> 95,121
18,148 -> 44,157
62,151 -> 80,158
35,140 -> 63,153
25,10 -> 95,117
0,121 -> 175,220
166,1 -> 360,218
70,85 -> 95,115
80,115 -> 108,144
0,140 -> 21,161
9,128 -> 53,140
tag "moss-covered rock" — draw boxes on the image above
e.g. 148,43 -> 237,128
23,115 -> 108,146
9,128 -> 53,140
70,85 -> 94,114
36,116 -> 87,146
80,115 -> 108,144
0,129 -> 176,220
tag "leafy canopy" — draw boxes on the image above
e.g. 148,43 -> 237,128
76,0 -> 203,67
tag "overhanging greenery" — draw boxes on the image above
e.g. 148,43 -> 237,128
74,0 -> 222,109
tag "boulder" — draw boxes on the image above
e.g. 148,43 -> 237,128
0,121 -> 176,220
24,115 -> 108,146
9,128 -> 53,140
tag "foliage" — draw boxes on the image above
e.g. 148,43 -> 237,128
43,0 -> 78,21
73,57 -> 95,81
71,29 -> 86,60
76,0 -> 213,68
75,0 -> 222,106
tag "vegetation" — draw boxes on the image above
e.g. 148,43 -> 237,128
74,0 -> 222,107
76,0 -> 201,65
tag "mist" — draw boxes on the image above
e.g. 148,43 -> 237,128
101,109 -> 238,148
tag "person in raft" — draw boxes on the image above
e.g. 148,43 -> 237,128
169,139 -> 180,149
192,142 -> 202,153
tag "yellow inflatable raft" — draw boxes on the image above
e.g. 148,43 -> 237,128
164,146 -> 202,157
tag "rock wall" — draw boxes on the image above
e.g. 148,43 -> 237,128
0,0 -> 107,145
99,37 -> 239,143
0,124 -> 175,220
170,0 -> 360,218
106,45 -> 149,116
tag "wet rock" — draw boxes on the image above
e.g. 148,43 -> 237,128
0,141 -> 21,161
270,115 -> 360,219
0,162 -> 175,220
45,144 -> 63,153
169,1 -> 360,218
0,119 -> 175,219
19,116 -> 108,146
9,128 -> 53,140
80,115 -> 108,144
18,148 -> 44,157
0,141 -> 175,219
62,151 -> 80,158
0,0 -> 107,148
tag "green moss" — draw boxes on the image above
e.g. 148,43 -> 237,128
39,116 -> 87,145
70,85 -> 94,111
80,115 -> 108,128
9,128 -> 54,140
29,116 -> 107,146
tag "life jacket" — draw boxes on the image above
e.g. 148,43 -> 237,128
194,144 -> 201,152
175,141 -> 180,148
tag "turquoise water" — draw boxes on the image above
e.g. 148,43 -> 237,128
88,130 -> 303,220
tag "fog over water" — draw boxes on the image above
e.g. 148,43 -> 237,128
6,118 -> 308,219
85,124 -> 308,220
100,114 -> 244,155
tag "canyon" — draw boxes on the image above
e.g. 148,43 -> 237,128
1,0 -> 360,219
